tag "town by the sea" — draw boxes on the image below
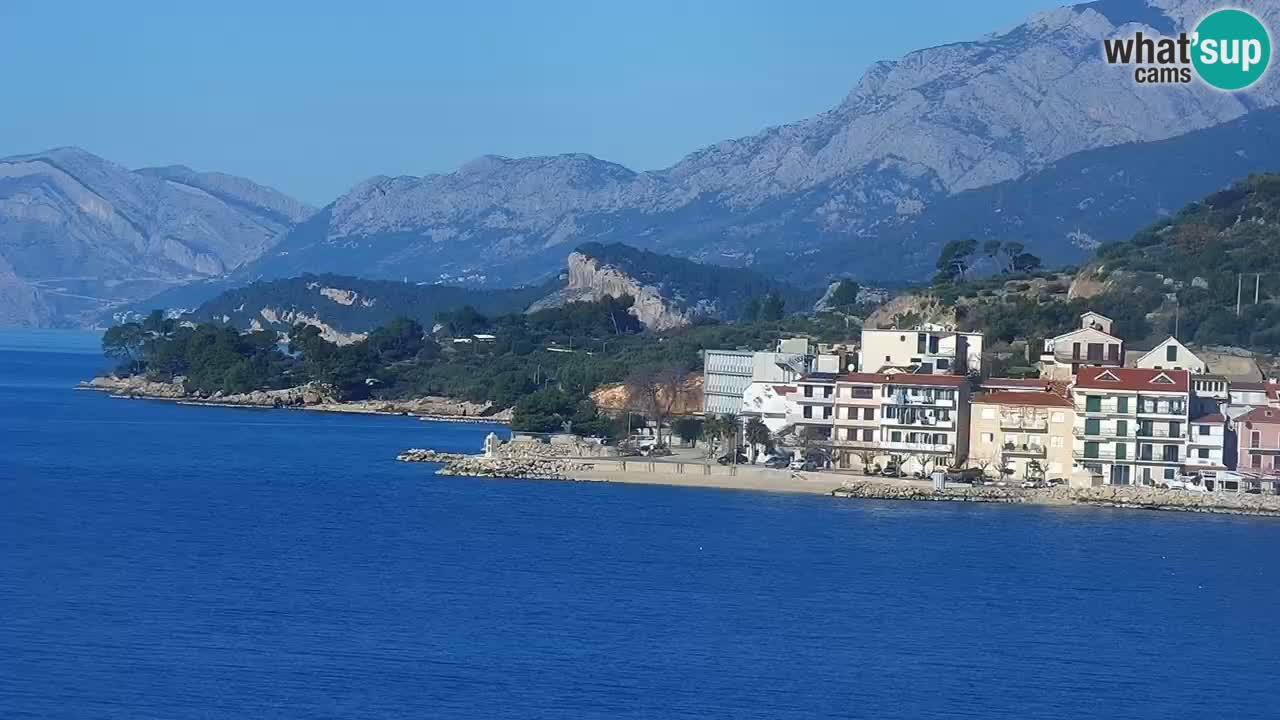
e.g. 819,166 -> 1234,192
3,329 -> 1279,719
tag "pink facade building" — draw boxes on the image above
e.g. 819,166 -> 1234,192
1236,406 -> 1280,494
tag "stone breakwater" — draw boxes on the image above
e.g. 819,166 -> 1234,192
833,480 -> 1280,517
397,449 -> 595,480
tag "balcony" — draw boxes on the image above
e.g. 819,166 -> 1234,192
882,417 -> 955,430
1073,426 -> 1133,440
1134,427 -> 1185,439
1134,454 -> 1182,464
883,394 -> 956,409
1072,449 -> 1120,461
1002,443 -> 1046,458
1000,419 -> 1048,432
1136,405 -> 1188,418
881,440 -> 954,454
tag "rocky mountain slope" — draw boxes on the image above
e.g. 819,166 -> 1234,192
188,273 -> 552,341
0,147 -> 313,326
528,243 -> 818,329
244,0 -> 1280,287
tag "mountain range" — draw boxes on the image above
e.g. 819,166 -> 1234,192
3,0 -> 1280,327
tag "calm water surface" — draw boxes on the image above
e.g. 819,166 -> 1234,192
2,330 -> 1279,719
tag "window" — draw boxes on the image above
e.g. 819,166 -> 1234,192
1072,342 -> 1082,360
981,432 -> 994,444
863,407 -> 875,421
917,333 -> 926,354
1052,412 -> 1065,423
936,359 -> 950,370
823,386 -> 833,398
1166,345 -> 1178,362
1087,343 -> 1103,361
1085,419 -> 1101,436
822,407 -> 832,420
1164,468 -> 1176,481
1252,432 -> 1261,448
862,429 -> 875,442
933,433 -> 947,445
1108,344 -> 1120,362
851,387 -> 873,399
1084,442 -> 1100,459
803,406 -> 813,419
1169,422 -> 1181,438
1086,396 -> 1102,412
891,431 -> 902,442
1162,445 -> 1179,462
885,355 -> 891,362
1199,424 -> 1210,436
1117,397 -> 1128,413
804,385 -> 814,398
1115,443 -> 1127,460
1252,454 -> 1263,469
1116,420 -> 1128,437
929,336 -> 940,354
1198,448 -> 1209,459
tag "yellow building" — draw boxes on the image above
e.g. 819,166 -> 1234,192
968,388 -> 1076,482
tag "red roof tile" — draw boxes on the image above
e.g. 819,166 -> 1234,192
1190,413 -> 1225,424
1074,367 -> 1190,393
1238,406 -> 1280,425
837,371 -> 968,387
972,390 -> 1073,408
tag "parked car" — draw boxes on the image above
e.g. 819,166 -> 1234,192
764,455 -> 791,469
1020,478 -> 1048,489
1047,477 -> 1068,487
881,463 -> 903,478
790,458 -> 817,472
717,450 -> 749,466
945,468 -> 984,485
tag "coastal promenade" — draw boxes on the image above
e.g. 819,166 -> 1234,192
399,445 -> 1280,517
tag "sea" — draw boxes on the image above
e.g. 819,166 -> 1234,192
2,329 -> 1279,719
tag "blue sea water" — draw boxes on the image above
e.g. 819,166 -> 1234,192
2,330 -> 1279,719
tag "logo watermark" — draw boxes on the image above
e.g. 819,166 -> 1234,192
1103,8 -> 1270,90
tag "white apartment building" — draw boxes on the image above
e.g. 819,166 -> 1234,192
859,325 -> 983,375
1071,367 -> 1191,487
1186,413 -> 1229,479
785,373 -> 838,441
877,372 -> 972,473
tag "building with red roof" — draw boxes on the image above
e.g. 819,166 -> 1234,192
1070,367 -> 1192,487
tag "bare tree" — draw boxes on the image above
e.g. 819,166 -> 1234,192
625,362 -> 689,448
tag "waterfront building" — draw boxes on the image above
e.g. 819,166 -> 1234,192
832,373 -> 886,471
1235,406 -> 1280,494
968,389 -> 1076,483
1071,367 -> 1191,487
1186,412 -> 1229,480
877,372 -> 971,474
702,349 -> 754,415
1040,312 -> 1124,380
858,326 -> 983,375
785,373 -> 839,442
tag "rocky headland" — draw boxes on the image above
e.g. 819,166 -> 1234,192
79,374 -> 511,422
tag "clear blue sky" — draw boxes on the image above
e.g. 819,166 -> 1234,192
1,0 -> 1070,204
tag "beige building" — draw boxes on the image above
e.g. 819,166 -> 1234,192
832,373 -> 885,470
968,389 -> 1076,483
859,326 -> 983,376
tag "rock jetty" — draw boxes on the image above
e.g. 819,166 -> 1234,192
397,443 -> 595,480
833,480 -> 1280,517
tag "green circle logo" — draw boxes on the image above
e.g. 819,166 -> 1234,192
1192,9 -> 1270,90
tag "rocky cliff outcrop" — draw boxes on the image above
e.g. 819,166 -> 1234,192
527,251 -> 696,330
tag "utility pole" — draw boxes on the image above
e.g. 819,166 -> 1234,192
1237,274 -> 1243,317
1256,274 -> 1262,305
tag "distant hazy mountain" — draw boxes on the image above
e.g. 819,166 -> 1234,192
245,0 -> 1280,287
0,147 -> 312,326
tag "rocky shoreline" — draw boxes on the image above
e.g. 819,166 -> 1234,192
397,446 -> 598,481
833,480 -> 1280,517
79,375 -> 511,424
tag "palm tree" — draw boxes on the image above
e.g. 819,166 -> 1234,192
702,415 -> 723,457
744,417 -> 771,462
